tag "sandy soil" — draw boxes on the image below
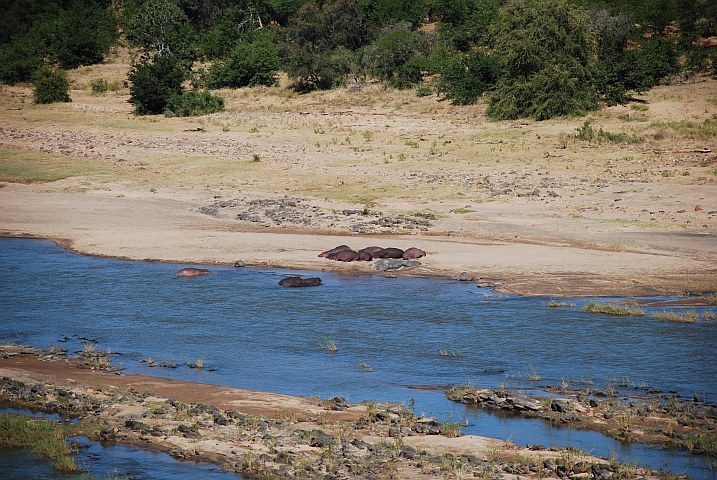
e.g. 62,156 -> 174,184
2,73 -> 717,296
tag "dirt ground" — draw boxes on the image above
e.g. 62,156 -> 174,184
1,63 -> 717,296
2,66 -> 716,296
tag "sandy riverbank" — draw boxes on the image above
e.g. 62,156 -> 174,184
2,73 -> 717,296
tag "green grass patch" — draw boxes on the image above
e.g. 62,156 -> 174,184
0,148 -> 118,183
449,207 -> 475,214
575,119 -> 642,144
582,301 -> 644,316
0,413 -> 97,472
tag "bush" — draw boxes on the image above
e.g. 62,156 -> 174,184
91,78 -> 108,94
165,90 -> 225,117
436,50 -> 499,105
207,31 -> 281,88
364,23 -> 430,89
32,64 -> 71,104
128,54 -> 187,115
488,0 -> 600,120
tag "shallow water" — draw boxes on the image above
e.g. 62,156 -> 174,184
0,436 -> 239,479
1,237 -> 715,479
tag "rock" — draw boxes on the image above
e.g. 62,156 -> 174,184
310,430 -> 335,447
234,260 -> 246,267
551,399 -> 572,413
400,445 -> 417,459
124,420 -> 151,433
695,205 -> 703,211
457,272 -> 473,282
373,259 -> 420,271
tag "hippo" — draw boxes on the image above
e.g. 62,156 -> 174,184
278,276 -> 322,287
372,247 -> 404,259
329,249 -> 359,262
318,245 -> 352,258
176,268 -> 211,277
358,246 -> 384,256
357,250 -> 373,261
402,247 -> 426,259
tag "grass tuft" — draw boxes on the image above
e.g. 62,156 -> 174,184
651,309 -> 700,323
582,301 -> 644,316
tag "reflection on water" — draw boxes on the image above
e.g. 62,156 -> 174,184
1,238 -> 715,479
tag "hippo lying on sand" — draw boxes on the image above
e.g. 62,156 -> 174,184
402,247 -> 426,259
278,276 -> 322,287
328,249 -> 359,262
318,245 -> 352,258
372,247 -> 404,259
176,268 -> 212,277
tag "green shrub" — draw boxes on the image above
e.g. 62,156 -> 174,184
207,31 -> 281,88
364,23 -> 430,89
32,64 -> 71,104
437,50 -> 499,105
487,0 -> 600,120
91,78 -> 109,94
165,90 -> 225,117
128,54 -> 187,115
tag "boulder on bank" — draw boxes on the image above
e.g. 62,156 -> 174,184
373,259 -> 421,271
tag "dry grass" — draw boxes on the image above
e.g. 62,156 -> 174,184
0,148 -> 119,183
651,309 -> 701,323
583,301 -> 644,316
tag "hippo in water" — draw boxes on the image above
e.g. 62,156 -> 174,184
372,247 -> 404,259
279,276 -> 322,287
328,249 -> 359,262
318,245 -> 352,258
402,247 -> 426,259
176,268 -> 212,277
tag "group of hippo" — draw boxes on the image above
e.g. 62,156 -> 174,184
175,244 -> 426,287
318,245 -> 426,262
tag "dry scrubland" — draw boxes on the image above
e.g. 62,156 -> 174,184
1,57 -> 716,296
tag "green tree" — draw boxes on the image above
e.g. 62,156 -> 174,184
487,0 -> 599,120
281,0 -> 366,90
128,54 -> 187,115
436,49 -> 499,104
207,30 -> 281,87
124,0 -> 195,61
32,64 -> 71,104
364,22 -> 433,88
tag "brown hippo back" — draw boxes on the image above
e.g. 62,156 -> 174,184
402,247 -> 426,259
372,248 -> 404,259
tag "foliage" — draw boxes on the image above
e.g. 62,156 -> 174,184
363,23 -> 432,89
207,30 -> 281,88
281,0 -> 367,90
0,0 -> 117,84
358,0 -> 427,26
165,90 -> 225,117
124,0 -> 196,64
128,54 -> 187,115
91,78 -> 109,94
436,49 -> 499,104
32,64 -> 71,104
487,0 -> 600,120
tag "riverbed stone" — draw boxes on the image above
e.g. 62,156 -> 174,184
457,272 -> 473,281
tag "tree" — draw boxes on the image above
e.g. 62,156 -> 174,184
124,0 -> 194,60
487,0 -> 600,120
128,54 -> 187,115
436,49 -> 499,104
207,30 -> 281,87
32,64 -> 71,104
281,0 -> 366,90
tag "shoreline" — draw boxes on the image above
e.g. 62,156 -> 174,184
3,230 -> 716,301
3,344 -> 703,480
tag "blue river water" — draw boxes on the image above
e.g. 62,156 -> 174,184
0,237 -> 715,479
